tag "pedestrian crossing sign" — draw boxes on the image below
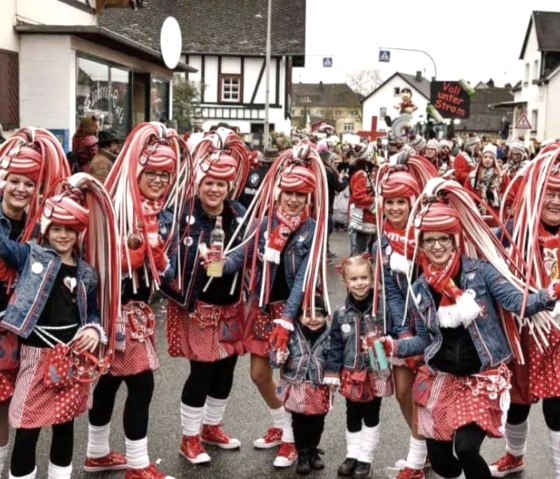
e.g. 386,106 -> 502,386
515,113 -> 531,130
323,57 -> 333,67
379,50 -> 391,62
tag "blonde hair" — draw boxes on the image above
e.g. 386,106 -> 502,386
338,254 -> 374,283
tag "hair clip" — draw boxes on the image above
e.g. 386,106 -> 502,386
335,256 -> 350,275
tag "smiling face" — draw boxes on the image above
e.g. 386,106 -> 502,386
138,169 -> 170,200
2,173 -> 35,217
300,309 -> 327,331
46,224 -> 78,256
198,177 -> 229,214
279,191 -> 307,217
481,152 -> 495,168
384,197 -> 410,230
420,231 -> 455,268
542,189 -> 560,228
344,263 -> 373,301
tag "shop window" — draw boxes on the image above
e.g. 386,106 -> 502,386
150,76 -> 170,122
76,56 -> 130,138
220,75 -> 241,103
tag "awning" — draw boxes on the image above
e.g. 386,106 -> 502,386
489,100 -> 527,110
15,24 -> 197,73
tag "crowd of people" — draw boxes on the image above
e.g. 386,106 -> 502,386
0,118 -> 558,479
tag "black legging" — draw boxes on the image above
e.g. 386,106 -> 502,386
11,420 -> 74,476
292,412 -> 326,451
508,397 -> 560,431
345,397 -> 381,433
89,369 -> 154,440
182,355 -> 238,407
427,423 -> 489,479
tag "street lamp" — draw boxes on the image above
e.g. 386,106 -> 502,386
263,0 -> 272,150
379,46 -> 437,80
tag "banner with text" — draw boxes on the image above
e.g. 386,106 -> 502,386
430,81 -> 471,119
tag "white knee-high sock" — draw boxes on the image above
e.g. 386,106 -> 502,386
549,428 -> 560,478
9,467 -> 37,479
0,443 -> 9,476
357,425 -> 380,464
180,403 -> 203,436
86,422 -> 111,458
125,436 -> 150,470
281,410 -> 294,443
269,406 -> 286,429
405,436 -> 427,470
47,462 -> 72,479
505,420 -> 529,456
345,430 -> 361,459
202,397 -> 227,426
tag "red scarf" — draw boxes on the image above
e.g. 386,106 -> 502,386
384,221 -> 415,259
265,206 -> 308,263
538,223 -> 560,285
421,250 -> 463,307
141,197 -> 164,217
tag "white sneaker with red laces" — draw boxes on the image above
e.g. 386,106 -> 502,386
273,442 -> 297,467
253,427 -> 283,449
489,452 -> 524,477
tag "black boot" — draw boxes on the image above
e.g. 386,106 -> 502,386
296,449 -> 311,475
337,457 -> 357,476
352,461 -> 371,479
309,447 -> 325,470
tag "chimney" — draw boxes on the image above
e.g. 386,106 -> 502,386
415,71 -> 422,81
319,80 -> 324,90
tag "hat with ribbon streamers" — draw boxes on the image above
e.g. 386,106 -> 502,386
0,144 -> 43,183
415,200 -> 462,236
278,164 -> 316,194
40,193 -> 89,235
139,142 -> 177,174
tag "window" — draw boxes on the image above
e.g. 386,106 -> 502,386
316,109 -> 323,116
524,63 -> 529,86
531,109 -> 538,132
76,56 -> 131,138
380,107 -> 387,118
344,123 -> 354,132
220,74 -> 241,102
533,60 -> 539,79
150,76 -> 170,122
0,49 -> 18,130
394,87 -> 400,96
300,96 -> 312,103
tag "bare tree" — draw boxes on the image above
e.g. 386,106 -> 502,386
347,70 -> 383,96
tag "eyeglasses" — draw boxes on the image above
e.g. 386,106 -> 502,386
545,191 -> 560,201
144,170 -> 171,184
422,235 -> 452,248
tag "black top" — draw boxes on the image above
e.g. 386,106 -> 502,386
301,323 -> 327,348
23,263 -> 79,348
268,252 -> 291,303
122,270 -> 152,304
198,207 -> 242,305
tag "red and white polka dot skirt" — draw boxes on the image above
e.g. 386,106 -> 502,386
167,300 -> 244,362
339,367 -> 394,403
278,380 -> 331,415
243,299 -> 285,359
9,345 -> 90,429
413,364 -> 511,441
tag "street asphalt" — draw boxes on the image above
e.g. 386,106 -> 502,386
22,231 -> 554,478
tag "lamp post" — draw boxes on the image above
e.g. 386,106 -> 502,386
380,46 -> 437,80
263,0 -> 272,150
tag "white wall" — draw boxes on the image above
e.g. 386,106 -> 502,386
0,0 -> 18,51
545,74 -> 560,140
17,0 -> 96,27
362,76 -> 430,132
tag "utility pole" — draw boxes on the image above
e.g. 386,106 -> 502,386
379,46 -> 437,80
263,0 -> 272,150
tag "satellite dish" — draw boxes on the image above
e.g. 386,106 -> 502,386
160,16 -> 182,70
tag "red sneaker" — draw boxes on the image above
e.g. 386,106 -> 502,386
273,442 -> 297,468
201,424 -> 241,449
84,451 -> 127,472
395,467 -> 425,479
253,427 -> 282,449
489,453 -> 524,477
179,435 -> 211,464
124,464 -> 175,479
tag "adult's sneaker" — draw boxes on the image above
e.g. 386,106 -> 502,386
253,427 -> 282,449
124,464 -> 175,479
84,451 -> 127,472
489,453 -> 524,477
201,424 -> 241,449
179,435 -> 211,464
273,442 -> 297,467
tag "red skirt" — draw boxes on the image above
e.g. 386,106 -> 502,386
9,346 -> 91,428
278,380 -> 331,415
510,327 -> 560,404
167,300 -> 244,362
0,329 -> 20,402
413,365 -> 511,441
340,368 -> 394,403
109,301 -> 159,377
243,299 -> 285,358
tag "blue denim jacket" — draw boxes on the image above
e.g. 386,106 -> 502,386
161,198 -> 245,310
324,294 -> 383,373
223,216 -> 316,321
396,256 -> 555,372
271,323 -> 331,386
0,237 -> 99,339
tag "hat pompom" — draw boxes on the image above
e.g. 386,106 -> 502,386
389,251 -> 410,275
456,290 -> 481,326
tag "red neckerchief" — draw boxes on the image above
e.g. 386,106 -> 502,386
266,205 -> 308,256
421,249 -> 462,307
538,223 -> 560,284
384,221 -> 415,259
141,197 -> 163,217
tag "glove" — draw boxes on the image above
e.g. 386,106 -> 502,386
361,332 -> 377,352
379,336 -> 395,357
269,319 -> 293,363
323,372 -> 340,390
151,243 -> 169,274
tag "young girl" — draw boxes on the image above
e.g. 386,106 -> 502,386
0,181 -> 117,479
324,255 -> 393,479
271,296 -> 331,475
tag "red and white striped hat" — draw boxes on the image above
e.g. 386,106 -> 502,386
379,170 -> 419,201
139,142 -> 177,173
40,193 -> 89,235
278,164 -> 316,194
416,200 -> 461,236
0,144 -> 43,183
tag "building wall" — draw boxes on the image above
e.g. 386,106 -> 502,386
545,75 -> 560,139
0,1 -> 18,51
362,76 -> 429,133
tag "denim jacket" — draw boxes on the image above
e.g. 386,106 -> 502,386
0,237 -> 99,339
223,216 -> 316,321
156,208 -> 178,282
395,256 -> 555,372
324,294 -> 383,374
271,323 -> 331,386
161,198 -> 245,310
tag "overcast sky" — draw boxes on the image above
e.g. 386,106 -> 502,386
294,0 -> 559,87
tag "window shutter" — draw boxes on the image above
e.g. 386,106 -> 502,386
0,50 -> 19,130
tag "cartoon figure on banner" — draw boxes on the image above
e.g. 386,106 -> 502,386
394,88 -> 418,115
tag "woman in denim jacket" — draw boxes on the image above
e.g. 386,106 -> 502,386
1,188 -> 110,479
0,127 -> 71,476
163,128 -> 249,465
384,182 -> 557,479
223,142 -> 329,468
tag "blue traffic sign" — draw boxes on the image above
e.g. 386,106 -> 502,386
379,50 -> 391,62
323,57 -> 333,67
